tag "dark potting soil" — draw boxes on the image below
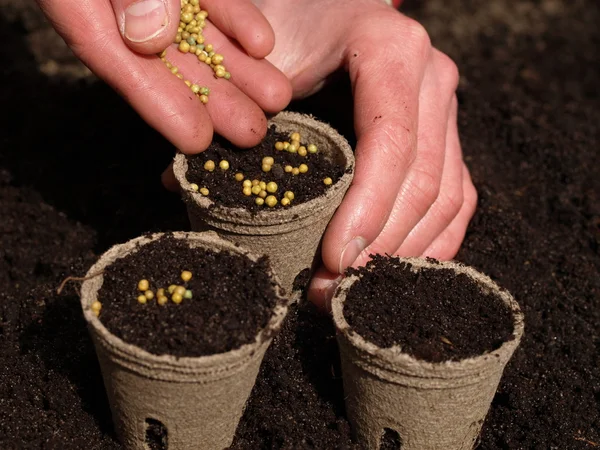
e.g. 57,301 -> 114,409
98,233 -> 280,357
343,255 -> 516,362
185,125 -> 347,211
1,1 -> 600,449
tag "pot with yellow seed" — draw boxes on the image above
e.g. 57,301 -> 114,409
80,231 -> 290,450
174,111 -> 355,293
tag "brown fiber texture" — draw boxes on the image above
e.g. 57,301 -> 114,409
173,111 -> 355,293
80,231 -> 289,450
331,258 -> 524,450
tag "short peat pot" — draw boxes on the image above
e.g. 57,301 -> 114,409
80,231 -> 290,450
331,256 -> 525,450
174,111 -> 355,293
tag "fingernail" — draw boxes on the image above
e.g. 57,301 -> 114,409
124,0 -> 169,43
338,237 -> 367,274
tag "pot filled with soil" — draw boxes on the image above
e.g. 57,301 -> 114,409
80,231 -> 289,450
173,111 -> 355,293
331,255 -> 525,450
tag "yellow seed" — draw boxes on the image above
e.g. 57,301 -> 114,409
178,41 -> 191,53
215,68 -> 226,78
184,80 -> 192,87
255,197 -> 265,206
199,94 -> 209,104
93,309 -> 100,317
200,187 -> 209,196
137,295 -> 147,304
299,164 -> 308,173
190,183 -> 199,192
292,168 -> 300,176
235,173 -> 244,181
205,44 -> 213,52
243,186 -> 252,196
144,290 -> 154,300
284,191 -> 295,200
283,142 -> 290,150
91,300 -> 102,312
284,165 -> 293,173
181,11 -> 193,23
288,143 -> 298,153
157,296 -> 168,306
198,53 -> 207,62
170,66 -> 179,74
251,185 -> 262,195
266,182 -> 278,193
157,288 -> 165,297
259,190 -> 268,198
138,279 -> 149,291
204,160 -> 215,171
181,270 -> 192,282
290,132 -> 301,142
176,73 -> 184,79
265,195 -> 277,207
291,139 -> 300,148
191,84 -> 201,94
204,57 -> 212,65
308,144 -> 318,153
243,179 -> 252,188
172,293 -> 183,304
281,197 -> 291,206
262,156 -> 275,166
298,146 -> 307,157
189,45 -> 197,54
181,31 -> 190,39
259,181 -> 267,191
219,160 -> 229,170
168,284 -> 177,294
212,53 -> 224,65
262,164 -> 272,172
275,142 -> 284,151
252,179 -> 260,186
323,177 -> 333,185
175,286 -> 186,296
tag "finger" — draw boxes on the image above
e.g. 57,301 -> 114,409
393,95 -> 464,256
422,164 -> 478,260
351,49 -> 459,266
320,16 -> 431,275
306,265 -> 343,312
161,162 -> 179,191
163,43 -> 269,148
201,0 -> 275,58
200,20 -> 292,113
112,0 -> 179,53
39,0 -> 214,153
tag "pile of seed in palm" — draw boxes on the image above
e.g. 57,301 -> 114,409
185,125 -> 348,211
158,0 -> 230,104
96,233 -> 280,357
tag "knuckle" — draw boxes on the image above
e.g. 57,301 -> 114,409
436,52 -> 460,93
407,166 -> 442,212
438,187 -> 464,223
404,19 -> 431,55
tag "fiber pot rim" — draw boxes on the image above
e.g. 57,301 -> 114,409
80,231 -> 290,372
173,111 -> 355,228
331,257 -> 525,379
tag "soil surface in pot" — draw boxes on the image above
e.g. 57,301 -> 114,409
343,255 -> 516,362
185,125 -> 347,211
97,233 -> 280,357
1,0 -> 599,448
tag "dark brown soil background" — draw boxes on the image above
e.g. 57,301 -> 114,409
343,255 -> 516,363
1,0 -> 598,448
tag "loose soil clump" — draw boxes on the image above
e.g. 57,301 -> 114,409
185,126 -> 346,211
343,255 -> 516,362
98,233 -> 279,357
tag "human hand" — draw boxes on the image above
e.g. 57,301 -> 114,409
253,0 -> 478,309
36,0 -> 293,153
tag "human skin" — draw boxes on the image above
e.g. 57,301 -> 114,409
37,0 -> 477,310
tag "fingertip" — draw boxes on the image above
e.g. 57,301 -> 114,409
119,0 -> 179,54
307,268 -> 343,313
161,162 -> 180,191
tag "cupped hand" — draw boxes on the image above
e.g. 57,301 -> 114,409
37,0 -> 293,153
254,0 -> 478,309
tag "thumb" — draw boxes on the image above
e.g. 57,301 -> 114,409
113,0 -> 179,53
